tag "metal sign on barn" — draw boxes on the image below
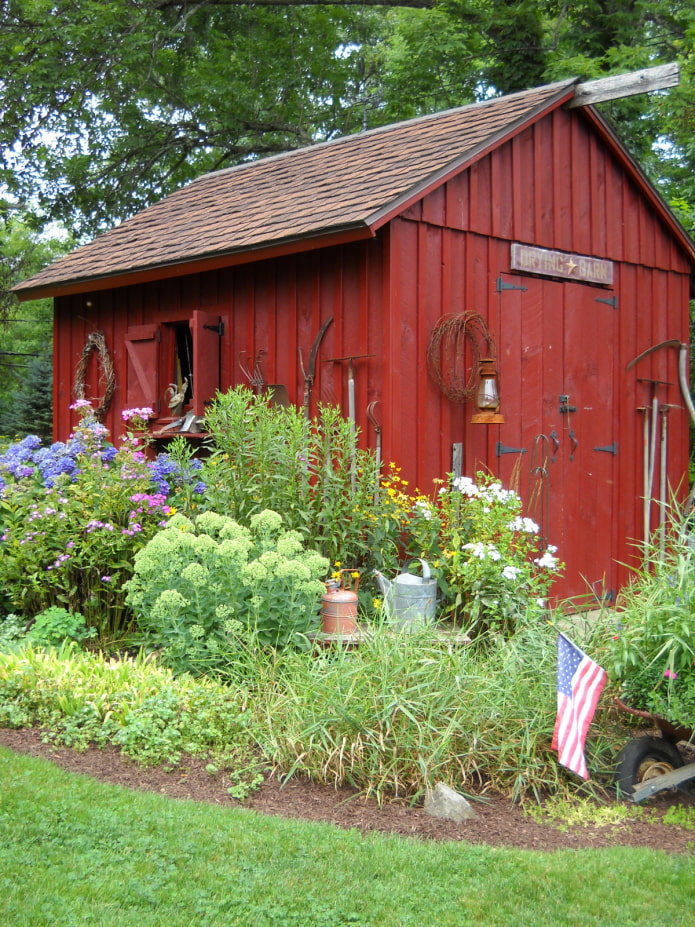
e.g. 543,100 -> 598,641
510,243 -> 614,286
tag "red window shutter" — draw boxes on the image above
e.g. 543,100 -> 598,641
125,324 -> 160,411
191,311 -> 222,417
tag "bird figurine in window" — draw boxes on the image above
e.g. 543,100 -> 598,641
165,377 -> 188,416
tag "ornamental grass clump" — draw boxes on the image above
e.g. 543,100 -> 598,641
604,512 -> 695,729
124,509 -> 329,672
252,622 -> 595,803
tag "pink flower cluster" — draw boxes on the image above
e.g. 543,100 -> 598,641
121,407 -> 155,423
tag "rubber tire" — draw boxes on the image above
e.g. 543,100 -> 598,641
614,735 -> 684,796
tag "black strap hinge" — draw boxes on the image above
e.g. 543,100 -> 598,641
203,321 -> 224,336
496,443 -> 527,456
496,277 -> 528,293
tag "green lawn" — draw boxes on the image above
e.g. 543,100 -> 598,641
0,747 -> 692,927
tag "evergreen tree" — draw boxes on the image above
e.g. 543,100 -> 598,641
0,353 -> 53,441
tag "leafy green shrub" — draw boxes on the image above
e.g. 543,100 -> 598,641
0,613 -> 29,651
124,509 -> 329,670
26,606 -> 95,647
605,517 -> 695,728
0,645 -> 257,771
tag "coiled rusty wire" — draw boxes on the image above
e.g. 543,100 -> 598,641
426,312 -> 493,403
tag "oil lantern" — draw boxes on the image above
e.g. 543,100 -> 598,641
471,358 -> 505,424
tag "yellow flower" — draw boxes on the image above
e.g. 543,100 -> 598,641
334,560 -> 342,568
351,571 -> 360,580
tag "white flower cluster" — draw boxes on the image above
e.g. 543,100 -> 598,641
453,475 -> 520,507
534,545 -> 559,570
413,499 -> 434,520
452,475 -> 479,497
463,541 -> 502,561
506,516 -> 540,534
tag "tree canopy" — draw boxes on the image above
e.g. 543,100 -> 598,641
0,0 -> 693,238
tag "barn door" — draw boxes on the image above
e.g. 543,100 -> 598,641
496,275 -> 617,603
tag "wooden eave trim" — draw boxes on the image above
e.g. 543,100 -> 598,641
365,83 -> 578,232
14,223 -> 376,301
579,106 -> 695,268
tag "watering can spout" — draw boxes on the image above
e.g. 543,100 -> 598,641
373,570 -> 392,599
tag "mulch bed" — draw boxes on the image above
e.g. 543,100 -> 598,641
1,726 -> 694,853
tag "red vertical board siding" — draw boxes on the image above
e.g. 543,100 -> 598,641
533,116 -> 555,247
318,250 -> 343,408
439,227 -> 464,472
490,143 -> 513,240
551,113 -> 572,253
588,130 -> 607,257
232,265 -> 256,390
613,263 -> 638,578
422,184 -> 446,227
468,157 -> 492,237
444,171 -> 469,232
417,222 -> 444,489
494,275 -> 525,486
280,255 -> 299,392
386,218 -> 419,476
638,194 -> 657,269
622,182 -> 642,266
570,117 -> 592,256
511,128 -> 534,243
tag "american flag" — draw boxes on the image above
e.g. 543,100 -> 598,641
552,633 -> 607,779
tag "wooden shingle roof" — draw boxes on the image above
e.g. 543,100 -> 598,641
16,80 -> 580,299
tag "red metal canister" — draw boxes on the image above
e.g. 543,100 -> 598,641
320,570 -> 359,634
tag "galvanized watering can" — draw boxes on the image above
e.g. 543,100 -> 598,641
373,558 -> 438,630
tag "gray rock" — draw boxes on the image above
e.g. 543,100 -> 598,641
423,782 -> 477,822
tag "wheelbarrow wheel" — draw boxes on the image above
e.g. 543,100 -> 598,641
614,735 -> 684,796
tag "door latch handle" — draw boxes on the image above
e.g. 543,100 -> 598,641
550,430 -> 560,463
569,429 -> 578,461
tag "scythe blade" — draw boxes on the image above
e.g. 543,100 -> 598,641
625,340 -> 681,371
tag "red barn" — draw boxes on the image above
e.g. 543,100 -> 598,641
14,76 -> 695,603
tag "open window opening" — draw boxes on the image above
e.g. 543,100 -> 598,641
125,310 -> 222,432
167,321 -> 194,413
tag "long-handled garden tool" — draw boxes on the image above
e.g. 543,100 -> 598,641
366,400 -> 382,496
299,316 -> 333,420
238,349 -> 266,392
324,353 -> 374,489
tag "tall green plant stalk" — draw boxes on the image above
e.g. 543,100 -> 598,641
201,388 -> 383,568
